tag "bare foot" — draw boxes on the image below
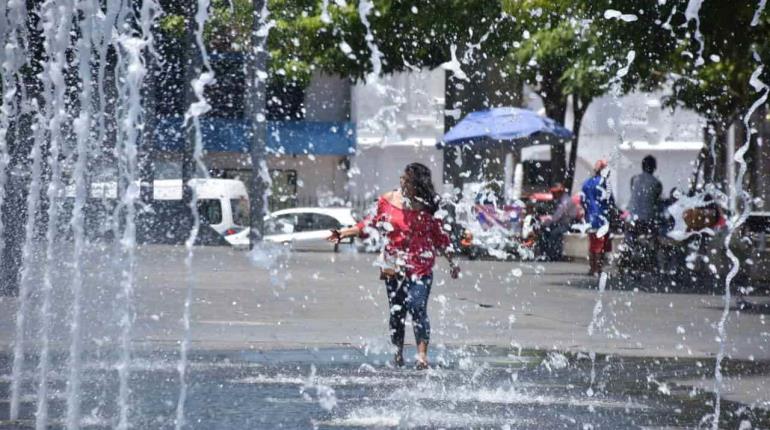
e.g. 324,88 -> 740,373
416,341 -> 429,370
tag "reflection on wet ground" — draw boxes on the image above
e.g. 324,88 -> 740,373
0,346 -> 767,429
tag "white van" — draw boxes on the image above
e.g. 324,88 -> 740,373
68,178 -> 250,245
152,179 -> 250,240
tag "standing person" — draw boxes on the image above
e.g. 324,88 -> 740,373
623,155 -> 663,269
538,183 -> 578,261
581,159 -> 614,276
328,163 -> 460,369
627,155 -> 663,235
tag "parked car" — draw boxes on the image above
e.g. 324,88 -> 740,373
227,207 -> 358,252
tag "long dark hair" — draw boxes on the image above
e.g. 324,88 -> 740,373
404,162 -> 440,214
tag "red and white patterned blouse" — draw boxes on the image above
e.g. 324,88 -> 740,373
356,197 -> 451,277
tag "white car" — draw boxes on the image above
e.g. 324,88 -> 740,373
227,207 -> 359,251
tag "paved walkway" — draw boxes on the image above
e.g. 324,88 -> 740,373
0,245 -> 768,408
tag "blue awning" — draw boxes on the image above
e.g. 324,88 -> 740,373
154,117 -> 356,156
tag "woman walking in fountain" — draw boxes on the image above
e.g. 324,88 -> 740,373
328,163 -> 460,369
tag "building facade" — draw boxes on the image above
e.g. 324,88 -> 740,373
347,68 -> 446,202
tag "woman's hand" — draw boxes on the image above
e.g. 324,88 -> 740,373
450,263 -> 461,279
327,229 -> 342,243
328,227 -> 360,243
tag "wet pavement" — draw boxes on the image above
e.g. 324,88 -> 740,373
2,246 -> 768,360
0,245 -> 769,428
0,347 -> 768,429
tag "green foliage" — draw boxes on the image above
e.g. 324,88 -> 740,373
159,0 -> 508,87
503,0 -> 678,117
205,0 -> 254,53
267,0 -> 366,84
159,14 -> 186,38
371,0 -> 510,71
663,0 -> 770,129
157,0 -> 768,129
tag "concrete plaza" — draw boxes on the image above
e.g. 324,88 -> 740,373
0,245 -> 768,411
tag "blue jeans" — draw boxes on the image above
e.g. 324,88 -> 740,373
385,275 -> 432,347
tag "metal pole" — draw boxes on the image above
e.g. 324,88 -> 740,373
727,122 -> 737,213
181,1 -> 198,239
247,0 -> 268,249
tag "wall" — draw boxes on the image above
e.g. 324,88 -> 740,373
348,140 -> 444,200
267,155 -> 347,202
197,72 -> 355,207
352,68 -> 445,141
202,151 -> 347,206
348,68 -> 446,200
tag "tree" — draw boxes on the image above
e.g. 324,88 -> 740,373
161,0 -> 515,101
662,0 -> 770,189
502,0 -> 679,191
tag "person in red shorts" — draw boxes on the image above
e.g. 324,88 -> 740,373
580,159 -> 615,276
328,163 -> 460,369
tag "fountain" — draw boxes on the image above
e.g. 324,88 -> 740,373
0,1 -> 767,429
0,0 -> 271,427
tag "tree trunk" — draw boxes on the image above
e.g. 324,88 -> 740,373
443,70 -> 463,194
543,98 -> 567,185
690,142 -> 708,194
0,170 -> 27,296
564,97 -> 587,194
0,107 -> 36,296
247,0 -> 269,248
139,53 -> 156,205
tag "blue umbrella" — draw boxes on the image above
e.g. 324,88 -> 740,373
441,107 -> 573,147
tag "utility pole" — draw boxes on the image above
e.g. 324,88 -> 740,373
246,0 -> 268,249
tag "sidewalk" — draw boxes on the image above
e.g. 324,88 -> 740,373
0,245 -> 768,409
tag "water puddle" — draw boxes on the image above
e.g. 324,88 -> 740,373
0,347 -> 767,429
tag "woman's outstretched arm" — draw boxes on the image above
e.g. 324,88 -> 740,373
327,226 -> 361,242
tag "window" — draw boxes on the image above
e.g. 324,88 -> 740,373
523,160 -> 553,187
311,214 -> 342,230
266,82 -> 305,121
231,197 -> 250,226
294,213 -> 341,232
269,169 -> 298,210
197,199 -> 222,225
294,213 -> 315,232
265,214 -> 297,235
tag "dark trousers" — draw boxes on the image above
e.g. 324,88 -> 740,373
385,275 -> 432,347
539,223 -> 569,261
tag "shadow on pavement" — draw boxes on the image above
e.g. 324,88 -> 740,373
556,270 -> 770,298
